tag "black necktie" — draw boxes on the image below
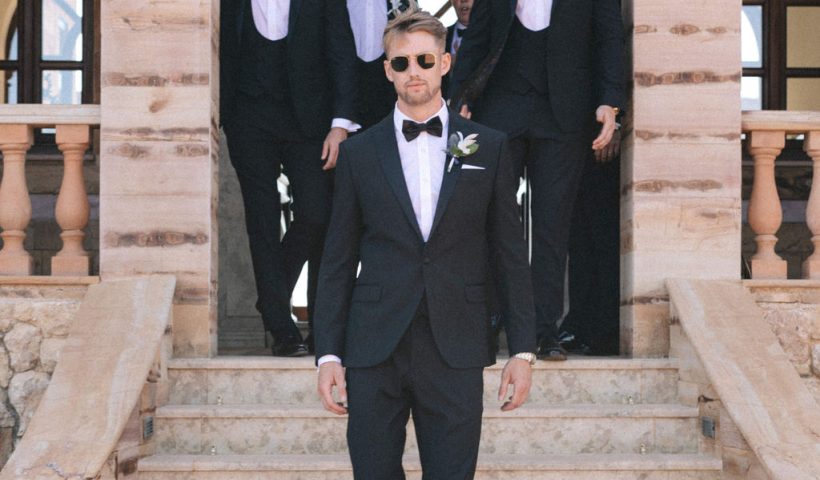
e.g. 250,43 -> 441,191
401,116 -> 443,142
455,27 -> 466,38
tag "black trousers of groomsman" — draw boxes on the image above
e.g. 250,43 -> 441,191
450,0 -> 625,351
221,0 -> 357,345
467,20 -> 591,347
224,94 -> 332,344
562,151 -> 621,355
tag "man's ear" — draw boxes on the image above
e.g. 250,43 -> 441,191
440,52 -> 452,76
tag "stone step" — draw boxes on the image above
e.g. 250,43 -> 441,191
154,403 -> 700,456
138,453 -> 722,479
167,356 -> 679,406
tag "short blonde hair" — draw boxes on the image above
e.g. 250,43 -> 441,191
383,6 -> 447,57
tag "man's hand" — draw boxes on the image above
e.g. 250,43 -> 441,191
594,127 -> 621,163
498,357 -> 532,411
592,105 -> 617,151
322,127 -> 348,170
318,362 -> 348,415
459,104 -> 472,119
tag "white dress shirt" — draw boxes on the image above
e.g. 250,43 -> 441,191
317,100 -> 449,368
394,101 -> 449,242
251,0 -> 360,132
516,0 -> 553,31
251,0 -> 289,41
347,0 -> 388,62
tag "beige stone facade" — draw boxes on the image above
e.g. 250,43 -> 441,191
0,0 -> 818,477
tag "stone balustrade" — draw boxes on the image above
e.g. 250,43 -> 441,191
743,111 -> 820,279
0,105 -> 100,276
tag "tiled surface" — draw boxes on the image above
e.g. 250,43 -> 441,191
168,357 -> 679,405
154,404 -> 699,456
139,454 -> 722,480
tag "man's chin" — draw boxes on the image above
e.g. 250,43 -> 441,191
398,89 -> 439,107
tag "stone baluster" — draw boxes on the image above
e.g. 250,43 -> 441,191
747,130 -> 787,279
803,130 -> 820,279
0,124 -> 34,275
53,124 -> 91,276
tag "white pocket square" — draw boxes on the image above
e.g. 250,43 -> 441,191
461,164 -> 485,170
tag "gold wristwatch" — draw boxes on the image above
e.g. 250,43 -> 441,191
513,352 -> 537,365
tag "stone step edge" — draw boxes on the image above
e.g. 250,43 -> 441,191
155,403 -> 698,419
168,356 -> 679,371
138,453 -> 722,472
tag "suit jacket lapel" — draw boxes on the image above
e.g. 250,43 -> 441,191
429,112 -> 467,239
288,0 -> 302,37
376,116 -> 425,242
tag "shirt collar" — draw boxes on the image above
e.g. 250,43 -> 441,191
393,99 -> 449,141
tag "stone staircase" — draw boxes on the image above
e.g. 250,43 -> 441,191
138,356 -> 722,479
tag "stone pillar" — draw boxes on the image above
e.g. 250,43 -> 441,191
803,131 -> 820,279
0,125 -> 34,275
100,1 -> 219,356
53,124 -> 92,276
747,130 -> 786,279
620,0 -> 742,356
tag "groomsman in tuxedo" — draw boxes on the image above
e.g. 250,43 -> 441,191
348,0 -> 411,130
449,0 -> 625,360
442,0 -> 473,97
446,0 -> 473,59
315,8 -> 536,478
221,0 -> 359,356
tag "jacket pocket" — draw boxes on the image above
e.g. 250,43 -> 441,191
352,284 -> 382,303
465,285 -> 486,303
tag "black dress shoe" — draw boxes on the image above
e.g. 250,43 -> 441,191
271,339 -> 309,357
304,333 -> 315,355
536,337 -> 568,361
557,330 -> 592,356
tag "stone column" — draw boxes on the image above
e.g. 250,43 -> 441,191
747,130 -> 786,279
804,131 -> 820,279
620,0 -> 742,356
0,125 -> 34,275
100,0 -> 219,356
53,124 -> 92,276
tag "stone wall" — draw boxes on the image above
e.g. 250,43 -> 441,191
745,281 -> 820,404
0,283 -> 89,467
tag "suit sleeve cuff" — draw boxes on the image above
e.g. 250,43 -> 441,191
331,118 -> 361,133
317,354 -> 342,367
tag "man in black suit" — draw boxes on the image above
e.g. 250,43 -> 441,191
449,0 -> 625,360
442,0 -> 473,98
446,0 -> 473,59
347,0 -> 410,130
315,8 -> 536,479
221,0 -> 358,356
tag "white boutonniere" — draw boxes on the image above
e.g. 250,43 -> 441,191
446,132 -> 479,172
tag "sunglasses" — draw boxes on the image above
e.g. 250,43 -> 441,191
389,52 -> 440,72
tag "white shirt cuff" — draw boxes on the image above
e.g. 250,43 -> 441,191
317,354 -> 342,367
332,118 -> 361,133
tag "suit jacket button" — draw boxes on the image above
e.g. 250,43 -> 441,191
423,257 -> 431,264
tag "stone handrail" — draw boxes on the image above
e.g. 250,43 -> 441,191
742,110 -> 820,279
0,104 -> 100,276
667,279 -> 820,480
0,275 -> 176,480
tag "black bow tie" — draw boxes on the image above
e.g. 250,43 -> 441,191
455,27 -> 466,38
401,116 -> 443,142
